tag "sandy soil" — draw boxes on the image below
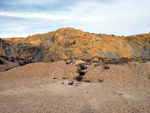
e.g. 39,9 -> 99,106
0,61 -> 150,113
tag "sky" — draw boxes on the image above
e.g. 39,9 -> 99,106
0,0 -> 150,38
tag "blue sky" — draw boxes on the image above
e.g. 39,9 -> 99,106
0,0 -> 150,38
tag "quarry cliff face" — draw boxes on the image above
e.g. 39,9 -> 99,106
0,28 -> 150,62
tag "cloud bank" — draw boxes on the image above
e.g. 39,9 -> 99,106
0,0 -> 150,37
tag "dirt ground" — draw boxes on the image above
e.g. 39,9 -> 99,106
0,61 -> 150,113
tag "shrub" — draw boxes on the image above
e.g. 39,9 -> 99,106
46,59 -> 54,63
19,62 -> 23,66
75,75 -> 83,81
51,59 -> 54,62
79,64 -> 87,70
46,60 -> 52,63
79,72 -> 85,76
103,66 -> 109,69
76,66 -> 85,76
76,66 -> 81,73
0,59 -> 4,64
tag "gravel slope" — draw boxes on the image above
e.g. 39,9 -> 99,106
0,61 -> 150,113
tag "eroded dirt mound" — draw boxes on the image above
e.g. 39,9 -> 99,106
0,61 -> 77,81
84,63 -> 150,87
0,60 -> 150,88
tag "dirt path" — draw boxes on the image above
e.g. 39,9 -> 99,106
0,78 -> 150,113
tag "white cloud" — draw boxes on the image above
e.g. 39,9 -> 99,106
0,0 -> 150,37
0,33 -> 28,38
0,12 -> 71,20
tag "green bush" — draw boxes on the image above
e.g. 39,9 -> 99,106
76,66 -> 85,76
76,66 -> 81,73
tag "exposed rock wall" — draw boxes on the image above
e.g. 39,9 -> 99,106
0,39 -> 46,62
1,28 -> 150,62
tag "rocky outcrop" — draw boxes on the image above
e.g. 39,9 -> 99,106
126,34 -> 150,59
0,39 -> 46,62
1,28 -> 150,63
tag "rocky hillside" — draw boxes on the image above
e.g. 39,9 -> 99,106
0,28 -> 150,62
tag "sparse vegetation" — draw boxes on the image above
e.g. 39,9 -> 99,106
46,59 -> 54,63
0,59 -> 4,64
104,58 -> 128,65
19,61 -> 24,66
79,64 -> 87,70
76,66 -> 82,73
98,57 -> 107,62
103,66 -> 109,69
46,60 -> 52,63
75,75 -> 83,81
76,65 -> 86,81
129,57 -> 148,63
76,66 -> 85,76
51,59 -> 54,62
84,80 -> 90,83
79,71 -> 85,76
